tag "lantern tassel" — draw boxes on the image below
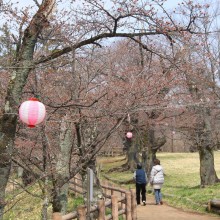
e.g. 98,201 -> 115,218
28,125 -> 35,128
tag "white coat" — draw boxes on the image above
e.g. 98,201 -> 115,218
150,165 -> 164,189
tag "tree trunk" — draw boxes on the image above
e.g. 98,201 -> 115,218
141,126 -> 166,177
198,144 -> 219,186
184,53 -> 219,186
141,129 -> 153,175
197,107 -> 219,186
0,114 -> 17,217
41,197 -> 49,220
126,137 -> 138,171
52,187 -> 62,213
41,128 -> 49,220
142,146 -> 157,176
55,118 -> 72,214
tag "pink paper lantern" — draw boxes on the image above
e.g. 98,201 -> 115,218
19,98 -> 46,128
126,132 -> 133,138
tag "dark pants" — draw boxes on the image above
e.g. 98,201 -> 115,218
136,183 -> 146,204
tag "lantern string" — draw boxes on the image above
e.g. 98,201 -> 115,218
0,62 -> 67,70
0,98 -> 220,118
0,113 -> 18,115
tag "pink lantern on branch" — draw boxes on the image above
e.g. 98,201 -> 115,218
19,98 -> 46,128
126,132 -> 133,139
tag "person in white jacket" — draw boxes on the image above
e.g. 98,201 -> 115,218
150,158 -> 164,205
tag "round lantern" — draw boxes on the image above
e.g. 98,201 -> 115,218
19,98 -> 46,128
126,132 -> 133,139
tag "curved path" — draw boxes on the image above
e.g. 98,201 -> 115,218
137,196 -> 219,220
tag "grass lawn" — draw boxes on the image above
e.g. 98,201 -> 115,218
98,151 -> 220,214
4,184 -> 47,220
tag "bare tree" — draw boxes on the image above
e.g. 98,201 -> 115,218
0,0 -> 208,217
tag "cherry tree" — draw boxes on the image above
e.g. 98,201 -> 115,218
0,0 -> 209,217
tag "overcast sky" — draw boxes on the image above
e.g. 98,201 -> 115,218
10,0 -> 186,10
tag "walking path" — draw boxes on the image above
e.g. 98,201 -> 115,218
137,196 -> 219,220
101,179 -> 219,219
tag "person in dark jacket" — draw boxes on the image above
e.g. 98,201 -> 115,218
133,163 -> 147,205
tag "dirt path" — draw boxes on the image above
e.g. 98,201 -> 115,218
101,180 -> 219,219
137,196 -> 219,220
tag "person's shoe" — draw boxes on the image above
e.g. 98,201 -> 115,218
160,201 -> 163,205
142,201 -> 146,206
156,203 -> 160,205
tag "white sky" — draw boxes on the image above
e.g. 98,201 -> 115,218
10,0 -> 187,10
4,0 -> 218,37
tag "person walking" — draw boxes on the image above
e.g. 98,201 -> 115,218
150,158 -> 165,205
133,163 -> 147,206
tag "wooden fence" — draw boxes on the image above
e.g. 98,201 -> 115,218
53,177 -> 137,220
69,174 -> 86,196
99,147 -> 124,157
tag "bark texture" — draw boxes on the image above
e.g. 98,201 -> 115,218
142,127 -> 166,175
0,114 -> 17,217
197,108 -> 219,186
126,136 -> 139,171
55,118 -> 72,213
199,144 -> 218,186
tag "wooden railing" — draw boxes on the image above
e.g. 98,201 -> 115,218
53,177 -> 137,220
69,175 -> 86,196
99,148 -> 124,157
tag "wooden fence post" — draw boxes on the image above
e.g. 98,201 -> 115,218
103,180 -> 107,196
120,191 -> 123,210
208,200 -> 211,211
111,188 -> 114,195
111,195 -> 118,220
130,189 -> 137,220
78,205 -> 86,220
109,182 -> 114,195
98,199 -> 105,220
125,191 -> 132,220
52,212 -> 62,220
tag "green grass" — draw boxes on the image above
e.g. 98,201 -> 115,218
160,152 -> 220,213
4,184 -> 46,220
67,195 -> 84,212
99,152 -> 220,214
98,156 -> 134,188
4,185 -> 84,220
